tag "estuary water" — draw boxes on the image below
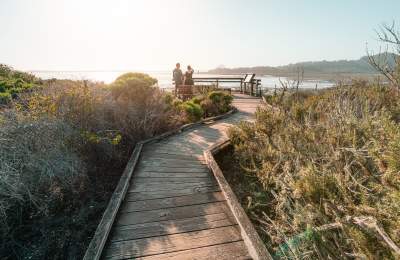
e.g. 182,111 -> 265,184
30,70 -> 335,89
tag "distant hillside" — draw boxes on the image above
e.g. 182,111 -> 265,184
208,54 -> 397,79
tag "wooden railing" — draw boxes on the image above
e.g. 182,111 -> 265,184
192,76 -> 262,96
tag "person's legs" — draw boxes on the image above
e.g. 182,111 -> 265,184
175,82 -> 182,97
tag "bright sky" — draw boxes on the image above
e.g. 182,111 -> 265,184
1,0 -> 399,71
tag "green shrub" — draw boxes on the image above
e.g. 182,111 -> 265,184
201,91 -> 233,116
0,64 -> 12,78
110,72 -> 157,102
114,72 -> 158,86
102,73 -> 178,140
191,95 -> 205,104
208,90 -> 225,103
0,65 -> 39,102
172,98 -> 183,107
179,101 -> 204,122
164,92 -> 175,106
0,92 -> 11,104
228,82 -> 400,258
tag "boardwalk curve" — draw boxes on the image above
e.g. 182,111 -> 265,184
94,94 -> 262,260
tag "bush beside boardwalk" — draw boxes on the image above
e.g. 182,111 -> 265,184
0,64 -> 42,104
0,68 -> 233,259
226,82 -> 400,259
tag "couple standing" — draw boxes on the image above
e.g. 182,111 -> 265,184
173,63 -> 194,90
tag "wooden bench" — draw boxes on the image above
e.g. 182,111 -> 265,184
243,74 -> 255,94
176,85 -> 194,100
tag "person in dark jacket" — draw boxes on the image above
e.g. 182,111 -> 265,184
184,65 -> 194,85
173,63 -> 183,95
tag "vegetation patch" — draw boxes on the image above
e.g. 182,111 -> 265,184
0,68 -> 233,259
222,83 -> 400,259
165,90 -> 233,123
0,64 -> 41,104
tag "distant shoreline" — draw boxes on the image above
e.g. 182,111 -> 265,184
202,71 -> 381,82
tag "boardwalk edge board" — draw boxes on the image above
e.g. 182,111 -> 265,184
204,139 -> 273,260
83,108 -> 236,260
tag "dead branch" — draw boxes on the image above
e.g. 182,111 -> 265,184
367,21 -> 400,89
345,216 -> 400,256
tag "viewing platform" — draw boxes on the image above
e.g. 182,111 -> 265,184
192,74 -> 262,96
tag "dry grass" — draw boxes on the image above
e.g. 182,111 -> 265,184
0,72 -> 234,259
228,81 -> 400,259
0,74 -> 184,259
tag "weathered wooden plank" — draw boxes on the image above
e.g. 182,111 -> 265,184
109,212 -> 234,242
103,225 -> 242,259
140,157 -> 206,164
128,181 -> 217,193
135,166 -> 209,173
120,192 -> 225,213
138,160 -> 207,167
166,133 -> 223,141
135,171 -> 212,178
126,185 -> 221,201
137,163 -> 208,169
164,136 -> 220,144
183,132 -> 225,142
182,134 -> 223,142
146,146 -> 203,153
140,152 -> 204,161
185,130 -> 226,138
147,140 -> 202,147
190,128 -> 224,135
115,201 -> 230,226
145,150 -> 201,156
137,241 -> 252,260
133,177 -> 214,184
143,144 -> 202,151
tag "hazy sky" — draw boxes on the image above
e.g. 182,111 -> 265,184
1,0 -> 399,71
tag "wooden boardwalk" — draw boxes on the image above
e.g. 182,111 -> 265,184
102,94 -> 261,260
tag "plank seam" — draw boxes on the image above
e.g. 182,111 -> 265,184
109,223 -> 238,244
119,199 -> 227,214
125,189 -> 222,202
110,238 -> 244,259
114,208 -> 231,227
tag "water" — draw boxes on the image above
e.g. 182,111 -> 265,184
29,70 -> 335,89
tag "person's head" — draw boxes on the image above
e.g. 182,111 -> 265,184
176,63 -> 180,69
187,65 -> 192,71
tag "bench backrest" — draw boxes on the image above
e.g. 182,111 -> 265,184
177,85 -> 193,95
244,73 -> 255,83
176,85 -> 193,100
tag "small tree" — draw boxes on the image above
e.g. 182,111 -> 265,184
277,66 -> 304,104
367,22 -> 400,89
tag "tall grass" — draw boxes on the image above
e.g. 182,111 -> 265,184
0,73 -> 178,259
229,82 -> 400,259
0,71 -> 234,259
